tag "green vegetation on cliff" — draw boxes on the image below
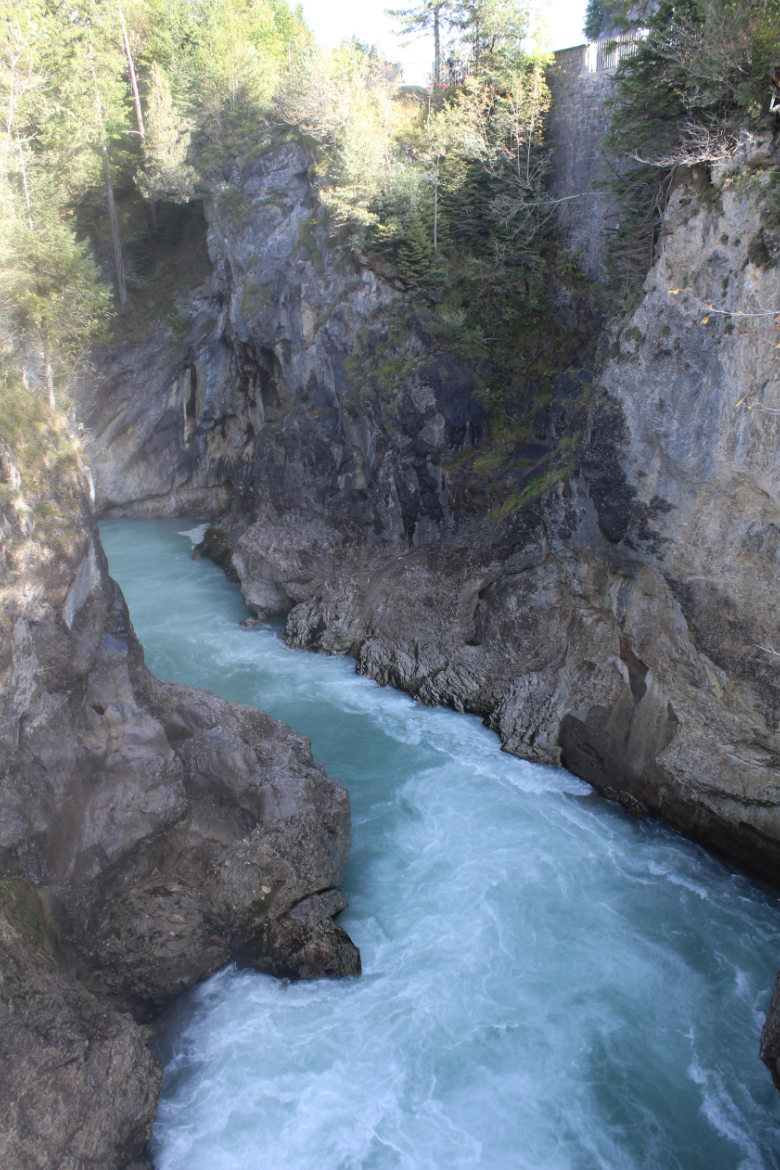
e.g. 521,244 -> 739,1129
0,0 -> 308,407
600,0 -> 780,294
0,0 -> 595,464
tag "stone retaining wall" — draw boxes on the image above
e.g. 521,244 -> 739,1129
547,37 -> 639,278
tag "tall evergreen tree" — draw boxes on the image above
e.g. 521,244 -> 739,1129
387,1 -> 456,87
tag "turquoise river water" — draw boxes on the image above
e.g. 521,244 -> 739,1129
101,518 -> 780,1170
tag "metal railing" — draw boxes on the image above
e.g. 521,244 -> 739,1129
589,32 -> 646,72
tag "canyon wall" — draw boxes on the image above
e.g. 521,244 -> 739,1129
547,40 -> 619,279
0,425 -> 359,1167
76,132 -> 780,886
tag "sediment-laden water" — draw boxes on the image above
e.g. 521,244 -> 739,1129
101,518 -> 780,1170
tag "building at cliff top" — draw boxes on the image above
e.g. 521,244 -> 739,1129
548,34 -> 644,279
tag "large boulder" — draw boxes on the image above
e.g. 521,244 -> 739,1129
0,433 -> 358,1167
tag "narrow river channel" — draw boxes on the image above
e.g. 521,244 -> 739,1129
101,518 -> 780,1170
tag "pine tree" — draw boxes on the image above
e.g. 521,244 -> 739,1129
36,0 -> 134,310
119,5 -> 159,234
387,1 -> 456,87
2,159 -> 111,409
397,214 -> 433,286
135,63 -> 195,204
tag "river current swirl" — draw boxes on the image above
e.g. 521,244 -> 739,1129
101,518 -> 780,1170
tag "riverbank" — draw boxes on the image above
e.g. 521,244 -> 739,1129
104,517 -> 780,1170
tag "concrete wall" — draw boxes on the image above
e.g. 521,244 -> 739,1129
547,38 -> 637,279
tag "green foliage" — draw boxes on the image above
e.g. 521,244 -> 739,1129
747,228 -> 776,268
583,0 -> 654,40
3,185 -> 112,391
603,0 -> 780,296
397,215 -> 435,287
0,371 -> 82,523
279,19 -> 580,418
0,0 -> 589,443
583,0 -> 606,40
486,464 -> 571,520
136,62 -> 196,203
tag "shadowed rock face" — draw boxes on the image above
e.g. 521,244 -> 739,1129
162,145 -> 780,885
73,134 -> 780,1092
0,879 -> 163,1170
0,470 -> 358,1167
760,971 -> 780,1093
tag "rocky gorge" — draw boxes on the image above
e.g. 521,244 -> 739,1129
79,134 -> 780,882
3,113 -> 780,1164
0,420 -> 359,1165
69,128 -> 780,1103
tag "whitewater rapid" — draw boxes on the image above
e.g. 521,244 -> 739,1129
101,519 -> 780,1170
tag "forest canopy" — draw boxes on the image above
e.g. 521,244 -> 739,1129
1,0 -> 777,417
596,0 -> 780,289
1,0 -> 563,413
1,0 -> 310,407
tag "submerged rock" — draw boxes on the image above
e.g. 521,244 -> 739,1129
0,460 -> 358,1165
760,972 -> 780,1093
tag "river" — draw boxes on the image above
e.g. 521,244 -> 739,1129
101,518 -> 780,1170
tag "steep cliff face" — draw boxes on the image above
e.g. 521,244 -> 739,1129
277,157 -> 780,880
77,137 -> 780,894
0,425 -> 358,1167
78,141 -> 484,539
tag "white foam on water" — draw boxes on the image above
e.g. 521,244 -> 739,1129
178,523 -> 209,545
101,519 -> 780,1170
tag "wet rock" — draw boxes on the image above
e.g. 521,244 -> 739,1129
0,879 -> 162,1170
0,472 -> 359,1164
760,972 -> 780,1094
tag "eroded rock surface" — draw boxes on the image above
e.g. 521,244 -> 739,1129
760,970 -> 780,1093
72,134 -> 780,1089
176,144 -> 780,883
0,453 -> 358,1167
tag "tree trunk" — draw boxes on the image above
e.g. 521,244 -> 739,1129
120,10 -> 145,143
434,6 -> 440,87
102,146 -> 127,309
43,334 -> 55,411
90,51 -> 127,310
433,160 -> 438,251
119,8 -> 158,237
17,137 -> 33,231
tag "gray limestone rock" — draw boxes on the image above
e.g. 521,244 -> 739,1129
0,457 -> 359,1165
71,135 -> 780,1093
0,879 -> 162,1170
760,971 -> 780,1092
223,160 -> 780,887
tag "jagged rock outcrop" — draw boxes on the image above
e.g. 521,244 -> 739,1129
0,435 -> 358,1167
77,141 -> 473,529
77,137 -> 780,882
760,970 -> 780,1092
74,133 -> 780,887
73,134 -> 780,1083
278,157 -> 780,879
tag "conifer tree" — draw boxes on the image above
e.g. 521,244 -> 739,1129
387,1 -> 456,87
0,0 -> 111,405
119,5 -> 159,233
2,152 -> 111,408
136,62 -> 195,204
37,0 -> 133,309
397,214 -> 433,286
